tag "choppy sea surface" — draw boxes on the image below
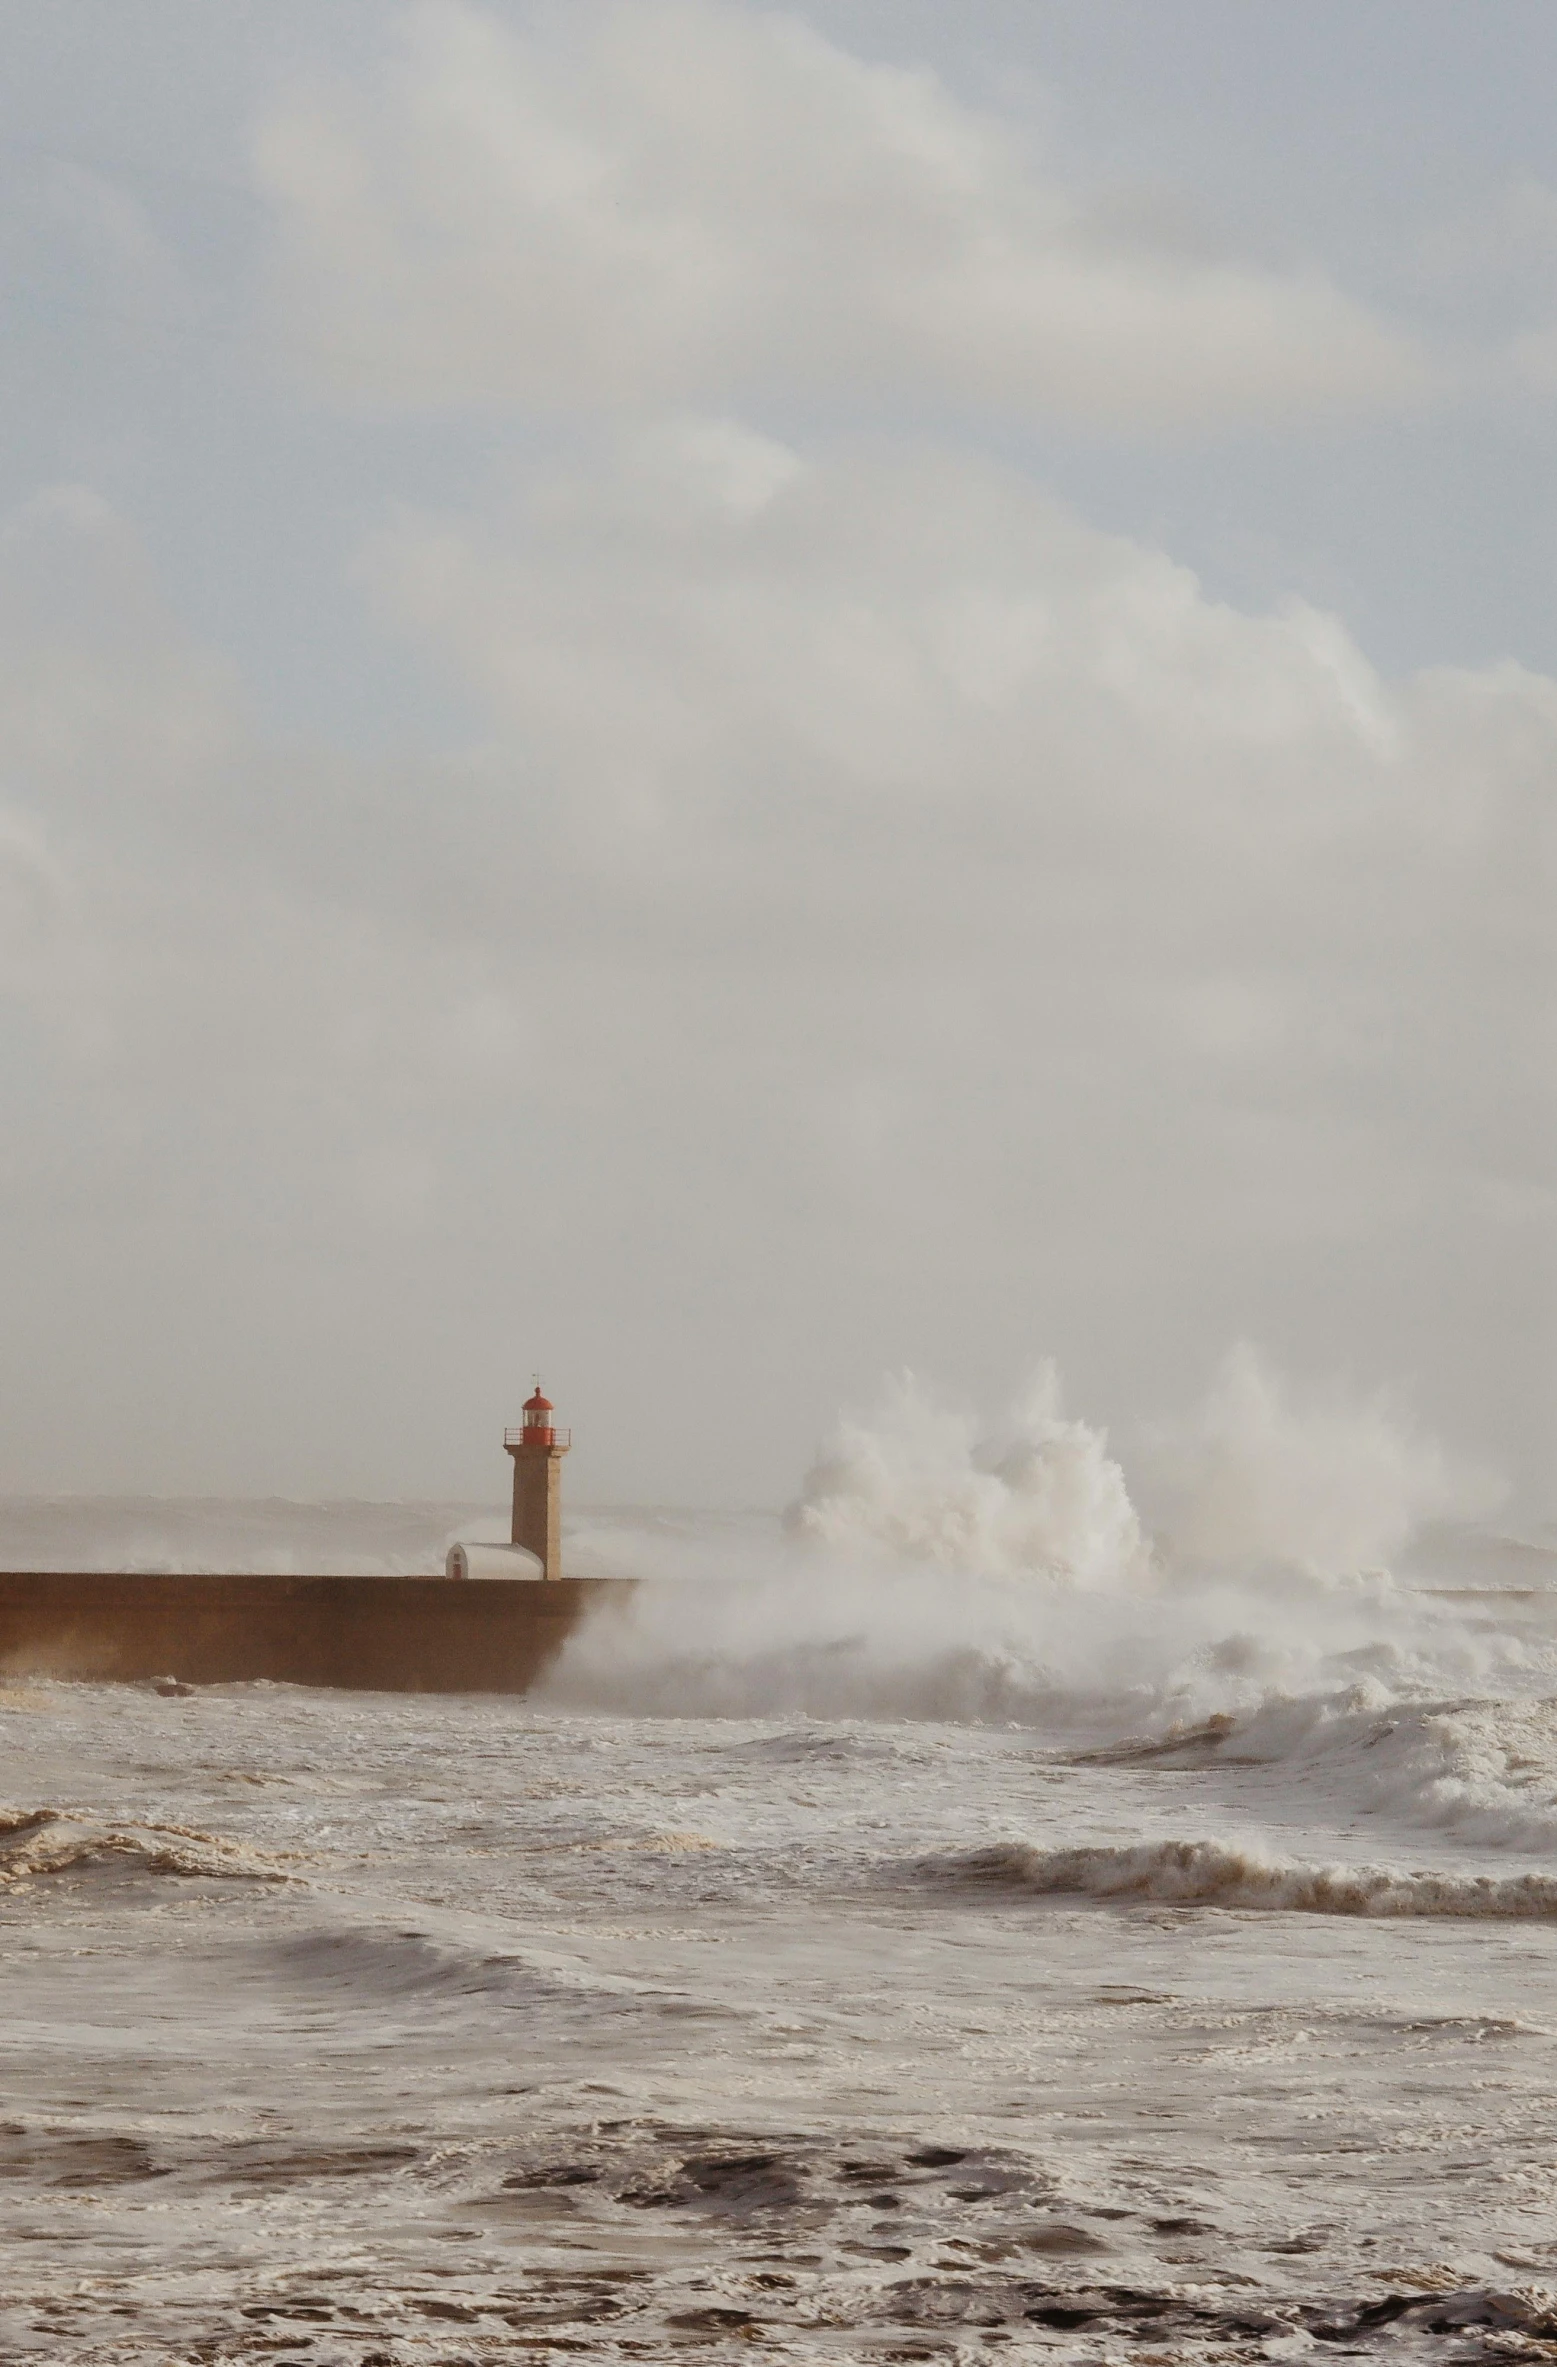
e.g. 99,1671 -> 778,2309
2,1488 -> 1557,2363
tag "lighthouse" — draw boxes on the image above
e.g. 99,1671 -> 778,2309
504,1385 -> 571,1580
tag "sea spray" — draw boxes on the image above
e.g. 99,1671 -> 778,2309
785,1364 -> 1150,1585
1142,1343 -> 1502,1579
542,1549 -> 1513,1721
547,1351 -> 1550,1854
781,1349 -> 1497,1591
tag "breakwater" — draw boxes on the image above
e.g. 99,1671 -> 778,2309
0,1572 -> 633,1693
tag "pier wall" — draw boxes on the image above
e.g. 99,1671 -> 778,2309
0,1573 -> 633,1694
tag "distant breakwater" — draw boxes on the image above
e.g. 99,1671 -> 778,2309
0,1571 -> 638,1693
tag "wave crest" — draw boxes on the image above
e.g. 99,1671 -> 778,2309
0,1806 -> 299,1887
932,1836 -> 1557,1918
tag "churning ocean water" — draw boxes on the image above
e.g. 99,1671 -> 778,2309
3,1374 -> 1557,2363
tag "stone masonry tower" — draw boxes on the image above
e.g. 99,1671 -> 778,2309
505,1384 -> 570,1579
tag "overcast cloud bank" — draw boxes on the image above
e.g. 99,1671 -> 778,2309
0,0 -> 1550,1505
258,1 -> 1430,426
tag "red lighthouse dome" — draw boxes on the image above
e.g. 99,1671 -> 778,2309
521,1385 -> 557,1447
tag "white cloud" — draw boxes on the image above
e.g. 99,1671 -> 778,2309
0,486 -> 241,839
255,0 -> 1428,426
0,446 -> 1548,1497
359,423 -> 1422,917
0,1 -> 1546,1505
349,421 -> 1554,1332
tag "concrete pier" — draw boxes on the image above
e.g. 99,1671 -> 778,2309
0,1572 -> 633,1694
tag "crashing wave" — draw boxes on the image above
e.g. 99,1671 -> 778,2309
785,1365 -> 1150,1585
782,1348 -> 1497,1589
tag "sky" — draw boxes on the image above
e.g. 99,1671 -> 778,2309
0,0 -> 1552,1512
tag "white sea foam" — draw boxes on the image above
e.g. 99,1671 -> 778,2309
0,1804 -> 298,1886
1220,1687 -> 1557,1849
547,1544 -> 1557,1851
3,1643 -> 1556,2350
550,1546 -> 1550,1721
